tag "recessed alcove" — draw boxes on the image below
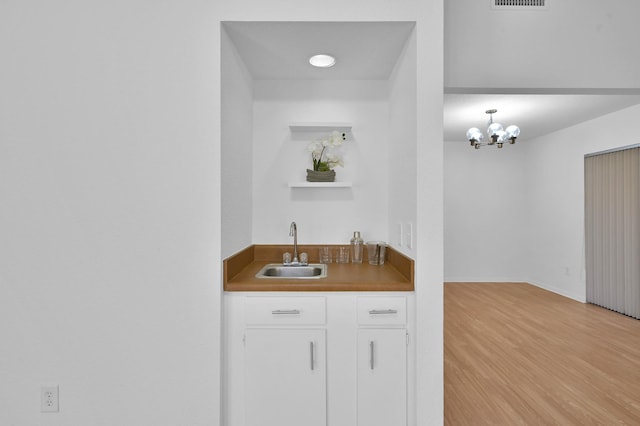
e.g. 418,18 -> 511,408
221,21 -> 417,257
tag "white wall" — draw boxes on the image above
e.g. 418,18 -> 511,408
0,1 -> 221,424
525,103 -> 640,301
414,1 -> 444,423
251,80 -> 390,246
445,0 -> 640,89
444,142 -> 527,282
388,27 -> 418,259
222,25 -> 254,258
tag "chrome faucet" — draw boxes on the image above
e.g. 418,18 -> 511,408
289,221 -> 299,264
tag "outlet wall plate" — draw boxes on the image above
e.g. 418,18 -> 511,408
405,222 -> 413,249
41,385 -> 59,412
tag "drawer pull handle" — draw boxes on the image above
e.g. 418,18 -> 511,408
271,309 -> 301,315
369,309 -> 398,315
370,340 -> 375,370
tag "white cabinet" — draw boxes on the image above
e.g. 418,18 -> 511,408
242,296 -> 327,426
357,329 -> 407,426
223,293 -> 413,426
356,296 -> 408,426
245,329 -> 326,426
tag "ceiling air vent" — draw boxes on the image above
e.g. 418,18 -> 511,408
492,0 -> 547,10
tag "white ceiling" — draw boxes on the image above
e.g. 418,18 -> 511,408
443,92 -> 640,142
223,21 -> 640,143
223,21 -> 415,80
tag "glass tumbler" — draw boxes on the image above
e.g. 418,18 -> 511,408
319,246 -> 332,264
335,246 -> 350,264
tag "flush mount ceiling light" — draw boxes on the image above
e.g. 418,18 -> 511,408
466,109 -> 521,149
309,54 -> 336,68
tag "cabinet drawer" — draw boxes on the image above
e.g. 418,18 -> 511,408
245,296 -> 326,325
357,296 -> 406,325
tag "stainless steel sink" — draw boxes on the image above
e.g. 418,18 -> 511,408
255,263 -> 327,279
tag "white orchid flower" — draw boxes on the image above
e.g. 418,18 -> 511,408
330,130 -> 345,147
308,141 -> 323,155
325,153 -> 344,168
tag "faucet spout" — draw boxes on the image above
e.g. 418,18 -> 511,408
289,221 -> 299,264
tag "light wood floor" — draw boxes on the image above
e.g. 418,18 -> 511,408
444,283 -> 640,425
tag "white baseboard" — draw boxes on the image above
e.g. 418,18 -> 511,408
444,278 -> 587,303
444,277 -> 526,283
526,279 -> 586,303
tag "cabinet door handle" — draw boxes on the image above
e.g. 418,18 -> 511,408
369,309 -> 398,315
271,309 -> 301,315
310,341 -> 315,371
369,340 -> 375,370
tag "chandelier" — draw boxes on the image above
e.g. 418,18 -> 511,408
466,109 -> 520,149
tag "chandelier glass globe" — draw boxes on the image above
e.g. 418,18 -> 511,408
505,125 -> 521,143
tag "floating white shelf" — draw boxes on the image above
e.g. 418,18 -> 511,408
289,122 -> 352,133
288,181 -> 353,188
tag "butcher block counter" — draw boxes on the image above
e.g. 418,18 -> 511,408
224,244 -> 414,292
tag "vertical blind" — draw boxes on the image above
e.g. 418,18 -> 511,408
585,146 -> 640,319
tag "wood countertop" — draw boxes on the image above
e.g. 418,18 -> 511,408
224,245 -> 414,292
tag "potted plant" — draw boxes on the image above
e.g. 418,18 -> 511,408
306,130 -> 345,182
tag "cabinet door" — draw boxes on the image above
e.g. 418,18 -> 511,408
357,328 -> 407,426
245,329 -> 326,426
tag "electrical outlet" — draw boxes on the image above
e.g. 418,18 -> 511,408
41,385 -> 59,412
